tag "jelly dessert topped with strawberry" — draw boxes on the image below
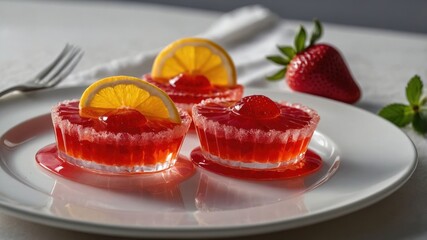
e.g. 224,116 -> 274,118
191,95 -> 320,176
39,76 -> 192,174
145,37 -> 243,113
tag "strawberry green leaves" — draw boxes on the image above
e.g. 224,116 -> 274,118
266,68 -> 286,81
265,55 -> 288,80
266,56 -> 288,65
379,75 -> 427,134
294,26 -> 307,53
309,19 -> 323,47
266,19 -> 323,81
278,46 -> 295,59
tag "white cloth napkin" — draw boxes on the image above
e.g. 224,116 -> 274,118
63,5 -> 286,88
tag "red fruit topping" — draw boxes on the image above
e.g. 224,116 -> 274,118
232,95 -> 280,119
169,73 -> 212,90
99,109 -> 147,134
286,44 -> 361,103
266,20 -> 361,104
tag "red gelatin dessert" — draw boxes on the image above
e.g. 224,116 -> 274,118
145,37 -> 244,113
192,95 -> 320,170
145,74 -> 243,113
50,76 -> 192,174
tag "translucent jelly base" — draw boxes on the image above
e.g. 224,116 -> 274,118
36,143 -> 195,188
194,129 -> 313,167
191,147 -> 322,180
58,150 -> 175,173
201,151 -> 305,169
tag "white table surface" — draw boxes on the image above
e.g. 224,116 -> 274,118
1,1 -> 427,239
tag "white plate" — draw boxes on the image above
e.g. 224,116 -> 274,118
0,87 -> 417,238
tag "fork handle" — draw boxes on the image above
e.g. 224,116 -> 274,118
0,84 -> 43,99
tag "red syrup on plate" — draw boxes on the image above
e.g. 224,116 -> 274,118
191,147 -> 322,180
36,144 -> 195,191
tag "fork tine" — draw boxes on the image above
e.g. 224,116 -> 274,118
44,48 -> 84,87
33,44 -> 72,82
38,46 -> 81,85
0,44 -> 83,99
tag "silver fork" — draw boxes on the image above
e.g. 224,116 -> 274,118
0,44 -> 83,98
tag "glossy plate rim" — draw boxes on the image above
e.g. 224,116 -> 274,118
0,86 -> 418,238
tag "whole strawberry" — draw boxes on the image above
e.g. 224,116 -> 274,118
266,20 -> 361,104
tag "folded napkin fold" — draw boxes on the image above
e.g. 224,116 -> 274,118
63,5 -> 290,88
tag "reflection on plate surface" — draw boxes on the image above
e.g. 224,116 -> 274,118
36,144 -> 195,191
194,132 -> 340,212
1,106 -> 340,223
0,87 -> 417,238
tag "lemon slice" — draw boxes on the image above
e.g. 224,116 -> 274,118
79,76 -> 181,123
151,37 -> 236,87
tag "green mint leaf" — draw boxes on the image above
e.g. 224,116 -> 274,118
378,103 -> 414,127
266,68 -> 286,81
294,26 -> 307,53
406,75 -> 423,106
412,111 -> 427,134
277,46 -> 296,59
266,55 -> 289,65
309,19 -> 323,46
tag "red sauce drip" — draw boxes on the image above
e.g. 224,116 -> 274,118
191,147 -> 322,180
36,144 -> 195,189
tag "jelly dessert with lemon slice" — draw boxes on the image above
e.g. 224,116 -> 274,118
49,76 -> 191,173
191,95 -> 320,173
144,37 -> 243,113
